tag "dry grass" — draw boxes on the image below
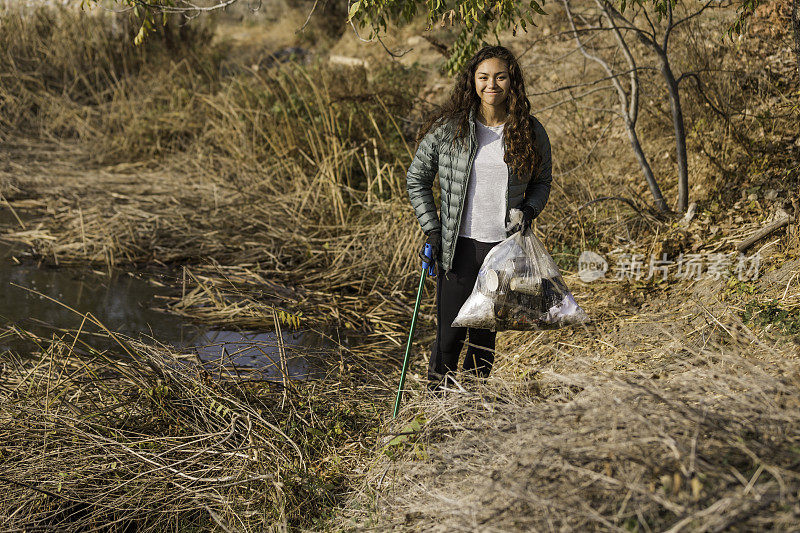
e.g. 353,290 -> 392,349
0,9 -> 426,530
1,2 -> 799,531
0,3 -> 425,296
342,307 -> 800,531
0,311 -> 384,531
0,4 -> 217,149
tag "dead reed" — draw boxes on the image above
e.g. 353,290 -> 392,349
344,312 -> 800,531
1,3 -> 798,531
0,3 -> 216,150
0,315 -> 382,531
0,2 -> 427,319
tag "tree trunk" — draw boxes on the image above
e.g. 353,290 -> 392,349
624,117 -> 669,212
566,0 -> 670,214
794,0 -> 800,79
657,52 -> 689,213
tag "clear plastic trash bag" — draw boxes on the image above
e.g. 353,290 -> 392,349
452,210 -> 590,331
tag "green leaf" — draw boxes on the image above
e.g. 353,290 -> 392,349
386,433 -> 407,447
348,0 -> 362,21
134,24 -> 146,46
530,1 -> 547,15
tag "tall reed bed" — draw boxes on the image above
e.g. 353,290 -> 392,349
0,318 -> 383,531
197,62 -> 419,213
1,18 -> 430,325
1,2 -> 428,300
0,4 -> 217,146
0,7 -> 427,529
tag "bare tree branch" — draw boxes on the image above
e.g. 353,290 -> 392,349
563,0 -> 668,212
663,0 -> 673,52
377,34 -> 412,58
518,27 -> 627,64
598,0 -> 659,49
639,3 -> 659,42
347,0 -> 378,43
296,0 -> 321,34
672,0 -> 724,32
564,0 -> 630,111
597,0 -> 641,124
532,85 -> 618,114
128,0 -> 239,14
528,67 -> 658,97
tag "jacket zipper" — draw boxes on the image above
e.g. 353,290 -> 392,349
505,167 -> 511,228
449,123 -> 478,273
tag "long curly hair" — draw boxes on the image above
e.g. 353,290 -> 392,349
414,45 -> 539,180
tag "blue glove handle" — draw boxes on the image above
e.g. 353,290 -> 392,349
422,243 -> 435,276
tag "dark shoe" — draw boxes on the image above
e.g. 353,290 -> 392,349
426,384 -> 444,398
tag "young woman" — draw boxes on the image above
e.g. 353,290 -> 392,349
406,45 -> 553,390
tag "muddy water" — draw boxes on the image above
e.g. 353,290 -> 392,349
0,212 -> 329,379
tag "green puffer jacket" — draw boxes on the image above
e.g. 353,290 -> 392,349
406,108 -> 553,275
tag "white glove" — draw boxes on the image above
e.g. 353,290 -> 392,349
506,208 -> 523,233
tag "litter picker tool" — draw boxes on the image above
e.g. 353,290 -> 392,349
393,243 -> 435,418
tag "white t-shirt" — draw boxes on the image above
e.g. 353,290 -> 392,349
458,121 -> 508,242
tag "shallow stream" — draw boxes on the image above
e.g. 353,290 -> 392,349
0,209 -> 331,380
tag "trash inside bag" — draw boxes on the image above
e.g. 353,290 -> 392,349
453,217 -> 590,331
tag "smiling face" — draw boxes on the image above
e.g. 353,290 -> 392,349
474,57 -> 511,109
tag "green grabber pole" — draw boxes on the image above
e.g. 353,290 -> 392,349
393,243 -> 434,418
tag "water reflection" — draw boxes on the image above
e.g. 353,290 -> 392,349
194,329 -> 327,380
0,262 -> 328,380
0,265 -> 200,345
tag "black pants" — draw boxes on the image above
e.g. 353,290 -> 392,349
428,236 -> 501,387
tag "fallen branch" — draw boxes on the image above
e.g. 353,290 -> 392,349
736,214 -> 793,253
